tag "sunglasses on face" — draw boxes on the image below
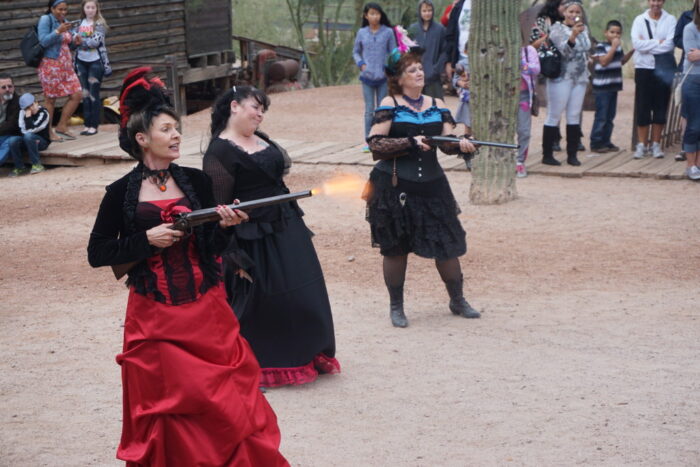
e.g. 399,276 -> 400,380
1,85 -> 14,90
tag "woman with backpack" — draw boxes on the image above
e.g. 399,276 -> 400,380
37,0 -> 82,141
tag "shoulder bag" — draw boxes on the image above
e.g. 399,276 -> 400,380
537,19 -> 562,79
20,21 -> 44,68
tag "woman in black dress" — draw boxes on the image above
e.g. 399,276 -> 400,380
203,86 -> 340,388
364,47 -> 481,328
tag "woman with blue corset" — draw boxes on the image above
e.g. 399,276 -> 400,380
363,46 -> 481,328
37,0 -> 82,141
353,3 -> 397,150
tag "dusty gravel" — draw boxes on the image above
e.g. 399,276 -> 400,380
1,83 -> 699,466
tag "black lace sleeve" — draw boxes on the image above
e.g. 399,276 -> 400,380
371,107 -> 395,125
202,139 -> 236,205
440,108 -> 456,127
367,134 -> 419,160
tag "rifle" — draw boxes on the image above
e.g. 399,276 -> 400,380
111,190 -> 313,280
424,135 -> 519,150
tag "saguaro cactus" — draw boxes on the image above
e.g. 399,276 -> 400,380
469,0 -> 521,204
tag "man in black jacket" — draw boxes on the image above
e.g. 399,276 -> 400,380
0,75 -> 22,172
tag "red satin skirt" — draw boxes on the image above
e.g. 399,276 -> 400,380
116,284 -> 289,466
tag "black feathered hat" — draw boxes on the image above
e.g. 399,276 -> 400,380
118,67 -> 173,157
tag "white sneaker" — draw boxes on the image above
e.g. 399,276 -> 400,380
633,143 -> 646,159
651,142 -> 664,159
687,166 -> 700,180
516,163 -> 527,178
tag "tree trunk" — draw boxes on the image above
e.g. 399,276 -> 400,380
468,0 -> 521,205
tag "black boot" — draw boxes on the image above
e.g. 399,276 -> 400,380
542,125 -> 561,166
553,126 -> 562,151
445,276 -> 480,319
577,127 -> 586,151
388,285 -> 408,327
566,124 -> 581,166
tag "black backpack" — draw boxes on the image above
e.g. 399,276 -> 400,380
20,23 -> 44,68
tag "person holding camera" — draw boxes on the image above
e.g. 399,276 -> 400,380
37,0 -> 82,141
542,0 -> 590,167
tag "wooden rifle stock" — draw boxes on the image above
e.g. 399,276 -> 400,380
111,190 -> 313,280
424,135 -> 519,149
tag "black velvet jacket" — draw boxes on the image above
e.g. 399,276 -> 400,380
87,163 -> 229,300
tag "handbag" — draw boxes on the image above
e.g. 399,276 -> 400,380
538,41 -> 562,79
644,19 -> 676,85
536,17 -> 562,79
20,23 -> 44,68
531,89 -> 540,117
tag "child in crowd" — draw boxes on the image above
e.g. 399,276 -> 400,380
452,42 -> 471,133
517,43 -> 541,178
16,93 -> 49,175
353,2 -> 396,151
590,20 -> 634,153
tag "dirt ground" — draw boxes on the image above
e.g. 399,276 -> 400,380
1,82 -> 699,466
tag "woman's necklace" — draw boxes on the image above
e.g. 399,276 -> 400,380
403,94 -> 424,111
142,167 -> 170,192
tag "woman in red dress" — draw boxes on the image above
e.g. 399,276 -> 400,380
87,68 -> 289,466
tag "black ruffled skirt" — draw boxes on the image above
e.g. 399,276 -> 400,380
363,168 -> 467,260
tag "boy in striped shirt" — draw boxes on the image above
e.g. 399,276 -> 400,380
590,20 -> 635,153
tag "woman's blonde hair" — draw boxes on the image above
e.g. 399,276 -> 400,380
80,0 -> 108,28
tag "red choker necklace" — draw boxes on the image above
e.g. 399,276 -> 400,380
143,167 -> 170,192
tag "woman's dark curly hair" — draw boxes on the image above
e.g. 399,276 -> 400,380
209,86 -> 270,138
387,50 -> 423,96
537,0 -> 564,22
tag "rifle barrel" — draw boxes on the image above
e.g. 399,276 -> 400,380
426,135 -> 519,149
173,190 -> 314,231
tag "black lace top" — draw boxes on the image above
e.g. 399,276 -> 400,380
367,97 -> 461,183
203,135 -> 303,238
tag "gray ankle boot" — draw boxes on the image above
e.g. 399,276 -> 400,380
388,285 -> 408,327
444,277 -> 480,319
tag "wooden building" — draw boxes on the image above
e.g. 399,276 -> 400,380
0,0 -> 235,113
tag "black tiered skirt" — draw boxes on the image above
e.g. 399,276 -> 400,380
364,168 -> 467,260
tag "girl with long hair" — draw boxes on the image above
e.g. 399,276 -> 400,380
74,0 -> 111,136
353,2 -> 397,149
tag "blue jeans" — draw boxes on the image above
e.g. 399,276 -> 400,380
590,91 -> 618,148
682,75 -> 700,154
1,135 -> 24,168
362,81 -> 388,138
75,58 -> 104,129
10,133 -> 48,166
